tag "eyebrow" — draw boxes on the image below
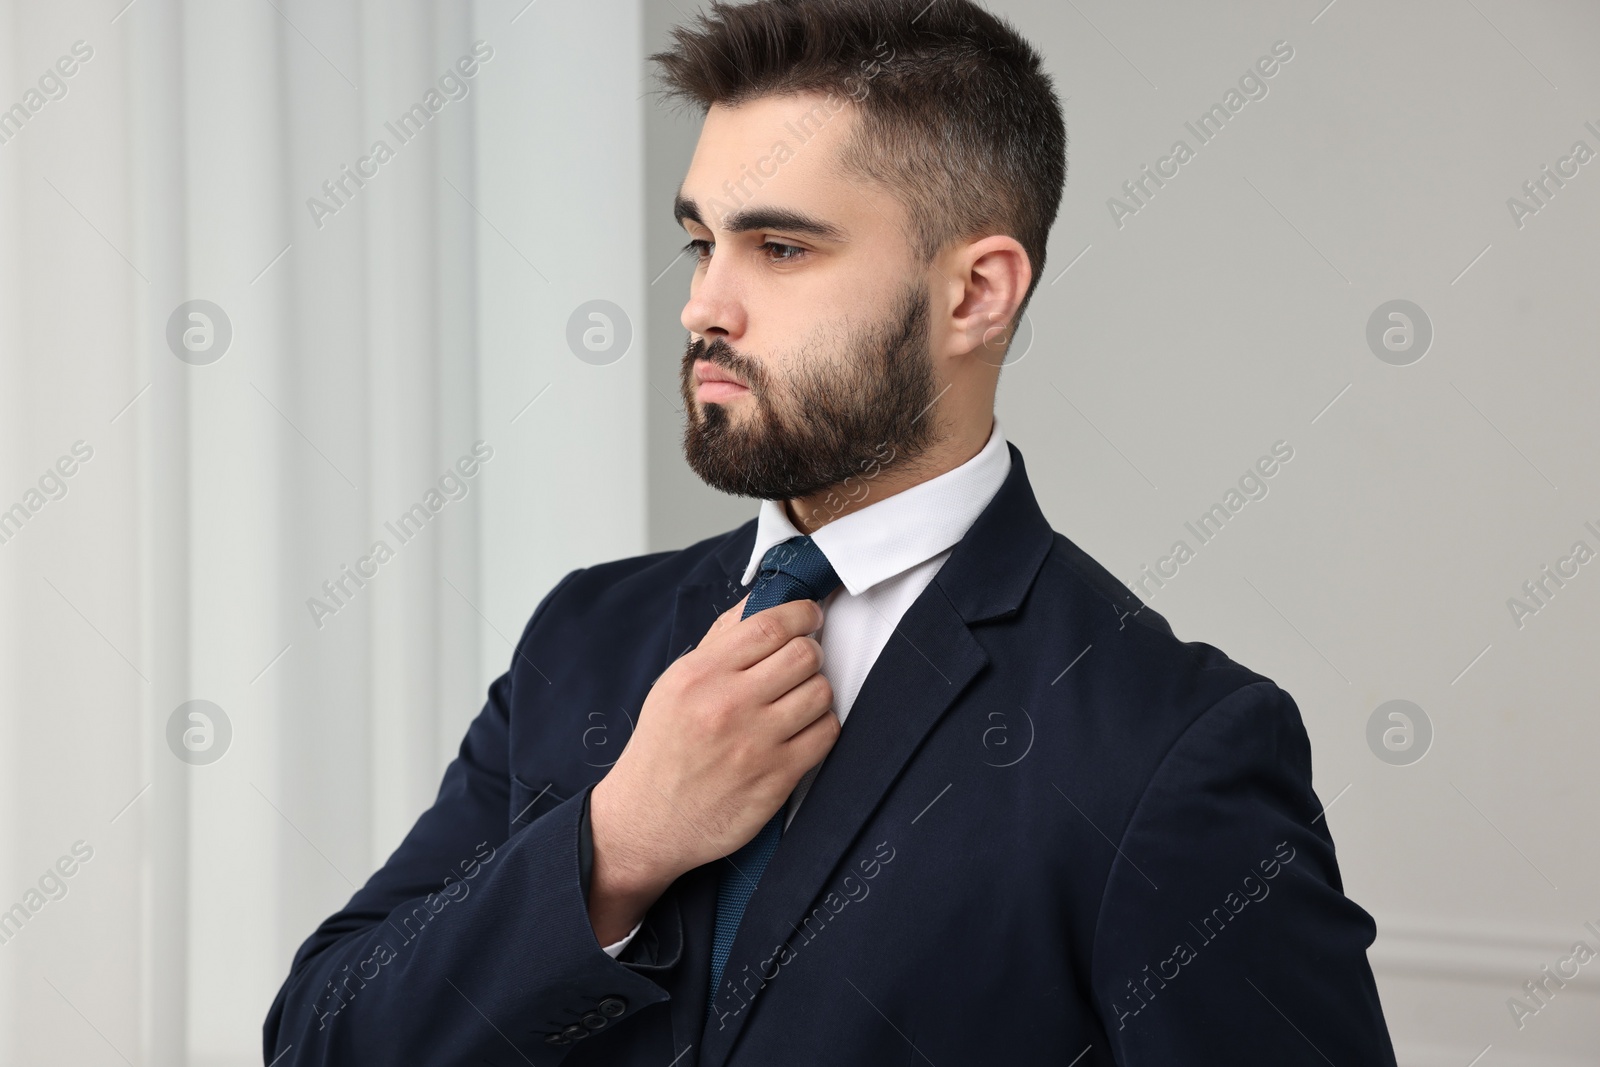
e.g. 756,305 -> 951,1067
674,192 -> 848,244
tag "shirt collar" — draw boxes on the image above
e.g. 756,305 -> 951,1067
740,416 -> 1012,596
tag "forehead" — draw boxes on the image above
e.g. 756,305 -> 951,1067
678,92 -> 899,241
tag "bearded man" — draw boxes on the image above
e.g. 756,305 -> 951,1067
266,1 -> 1396,1064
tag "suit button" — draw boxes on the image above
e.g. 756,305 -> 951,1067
545,1034 -> 568,1046
581,1011 -> 607,1030
563,1024 -> 587,1041
598,996 -> 627,1017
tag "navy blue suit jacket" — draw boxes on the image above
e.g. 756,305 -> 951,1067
265,443 -> 1396,1065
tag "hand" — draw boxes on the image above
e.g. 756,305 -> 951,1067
586,594 -> 837,944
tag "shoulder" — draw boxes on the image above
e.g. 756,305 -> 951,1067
515,518 -> 756,648
1005,528 -> 1306,818
1031,527 -> 1279,715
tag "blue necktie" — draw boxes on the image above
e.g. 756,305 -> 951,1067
706,534 -> 841,1017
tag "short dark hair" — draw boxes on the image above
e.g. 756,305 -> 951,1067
650,0 -> 1067,325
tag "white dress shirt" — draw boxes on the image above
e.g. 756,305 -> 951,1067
601,416 -> 1012,958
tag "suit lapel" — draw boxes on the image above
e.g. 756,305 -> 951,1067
698,582 -> 989,1067
647,444 -> 1051,1066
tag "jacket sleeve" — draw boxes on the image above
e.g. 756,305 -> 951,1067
1090,680 -> 1397,1065
263,568 -> 675,1065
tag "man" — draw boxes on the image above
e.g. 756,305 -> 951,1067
265,1 -> 1397,1063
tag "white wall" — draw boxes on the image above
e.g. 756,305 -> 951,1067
0,0 -> 645,1063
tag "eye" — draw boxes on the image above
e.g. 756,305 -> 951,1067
680,238 -> 809,265
761,241 -> 807,263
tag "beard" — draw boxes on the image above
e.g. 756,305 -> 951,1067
679,281 -> 942,501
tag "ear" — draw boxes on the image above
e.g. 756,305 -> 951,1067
941,235 -> 1031,366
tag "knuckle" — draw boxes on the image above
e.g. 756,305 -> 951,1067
790,635 -> 823,672
704,683 -> 739,724
800,671 -> 838,713
673,657 -> 709,694
752,613 -> 784,645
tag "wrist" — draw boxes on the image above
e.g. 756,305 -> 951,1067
587,780 -> 675,939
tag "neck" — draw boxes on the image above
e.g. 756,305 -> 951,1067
782,414 -> 994,535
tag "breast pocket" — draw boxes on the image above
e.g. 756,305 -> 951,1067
509,774 -> 570,834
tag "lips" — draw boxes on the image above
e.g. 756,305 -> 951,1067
693,360 -> 746,388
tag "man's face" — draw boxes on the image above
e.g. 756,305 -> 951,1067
675,92 -> 942,501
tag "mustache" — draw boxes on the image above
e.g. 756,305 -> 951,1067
685,336 -> 762,388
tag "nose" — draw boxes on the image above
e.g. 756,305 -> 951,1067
680,249 -> 746,341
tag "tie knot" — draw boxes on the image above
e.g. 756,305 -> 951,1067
744,535 -> 841,618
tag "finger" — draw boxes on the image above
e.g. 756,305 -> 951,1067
775,682 -> 839,752
762,669 -> 834,739
721,599 -> 825,671
744,633 -> 825,705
